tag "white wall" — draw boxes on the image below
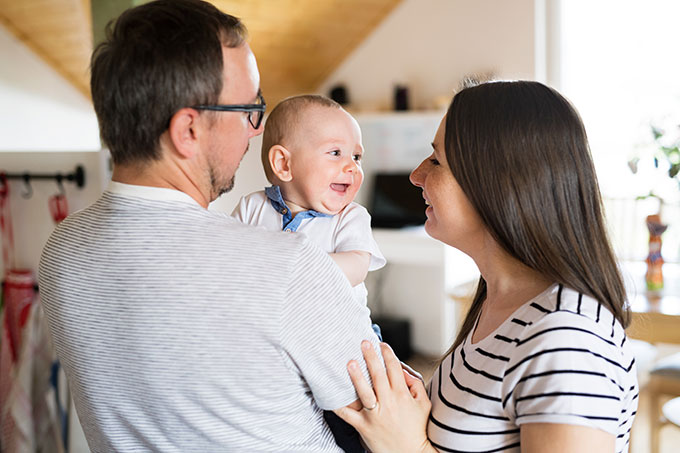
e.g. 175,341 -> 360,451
317,0 -> 537,111
0,26 -> 100,151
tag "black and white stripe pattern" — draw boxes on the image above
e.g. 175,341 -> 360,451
428,284 -> 637,453
38,184 -> 380,452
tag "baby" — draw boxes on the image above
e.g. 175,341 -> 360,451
232,94 -> 385,452
232,94 -> 385,308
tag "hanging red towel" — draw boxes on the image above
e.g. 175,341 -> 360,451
1,270 -> 34,361
48,195 -> 68,224
0,173 -> 15,276
0,271 -> 38,451
0,175 -> 65,452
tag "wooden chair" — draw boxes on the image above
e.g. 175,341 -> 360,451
648,353 -> 680,453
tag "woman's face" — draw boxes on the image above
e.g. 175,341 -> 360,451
410,117 -> 485,251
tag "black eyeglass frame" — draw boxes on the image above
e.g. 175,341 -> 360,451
192,92 -> 266,129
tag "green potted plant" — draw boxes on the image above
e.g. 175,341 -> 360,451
629,123 -> 680,196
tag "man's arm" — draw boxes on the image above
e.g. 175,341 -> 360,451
280,239 -> 381,411
329,250 -> 370,287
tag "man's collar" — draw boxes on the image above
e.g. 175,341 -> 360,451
107,181 -> 201,206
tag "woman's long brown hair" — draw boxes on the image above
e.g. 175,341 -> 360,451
445,81 -> 629,355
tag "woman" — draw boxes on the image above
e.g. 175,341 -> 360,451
334,81 -> 638,453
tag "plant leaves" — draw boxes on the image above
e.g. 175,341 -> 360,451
670,163 -> 680,178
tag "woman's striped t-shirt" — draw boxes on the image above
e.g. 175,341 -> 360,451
428,284 -> 638,453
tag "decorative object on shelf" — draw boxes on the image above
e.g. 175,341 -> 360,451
393,84 -> 409,111
645,214 -> 668,292
329,84 -> 349,106
629,123 -> 679,269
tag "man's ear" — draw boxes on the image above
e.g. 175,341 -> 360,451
269,145 -> 293,182
167,108 -> 202,159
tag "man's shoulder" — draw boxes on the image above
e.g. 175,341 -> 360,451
221,213 -> 329,265
229,218 -> 308,248
47,191 -> 301,251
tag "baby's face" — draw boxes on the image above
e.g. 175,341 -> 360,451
283,106 -> 364,215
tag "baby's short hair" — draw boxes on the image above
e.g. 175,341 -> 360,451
261,94 -> 342,182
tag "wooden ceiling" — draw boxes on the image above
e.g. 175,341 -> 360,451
0,0 -> 402,105
0,0 -> 93,95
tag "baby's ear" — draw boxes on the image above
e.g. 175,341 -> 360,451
269,145 -> 293,182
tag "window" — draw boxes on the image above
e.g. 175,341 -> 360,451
553,0 -> 680,262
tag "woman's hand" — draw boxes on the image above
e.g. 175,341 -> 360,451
333,341 -> 434,453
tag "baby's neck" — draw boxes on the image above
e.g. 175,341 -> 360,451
277,185 -> 310,217
283,198 -> 308,218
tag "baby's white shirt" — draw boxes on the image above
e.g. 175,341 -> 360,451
232,190 -> 386,305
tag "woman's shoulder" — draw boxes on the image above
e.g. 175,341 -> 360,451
508,285 -> 633,370
518,285 -> 624,338
500,285 -> 637,437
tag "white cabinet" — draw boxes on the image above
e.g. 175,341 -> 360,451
368,227 -> 479,356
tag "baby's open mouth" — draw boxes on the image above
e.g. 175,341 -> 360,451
330,183 -> 349,193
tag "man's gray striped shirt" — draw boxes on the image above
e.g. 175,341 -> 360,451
38,182 -> 379,452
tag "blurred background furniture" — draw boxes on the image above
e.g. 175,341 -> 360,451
648,354 -> 680,453
623,260 -> 680,453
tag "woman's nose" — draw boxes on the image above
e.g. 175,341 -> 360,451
410,160 -> 425,187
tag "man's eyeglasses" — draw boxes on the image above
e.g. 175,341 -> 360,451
192,92 -> 266,129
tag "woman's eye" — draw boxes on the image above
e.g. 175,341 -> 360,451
429,158 -> 440,166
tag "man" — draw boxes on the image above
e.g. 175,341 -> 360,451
38,1 -> 378,451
